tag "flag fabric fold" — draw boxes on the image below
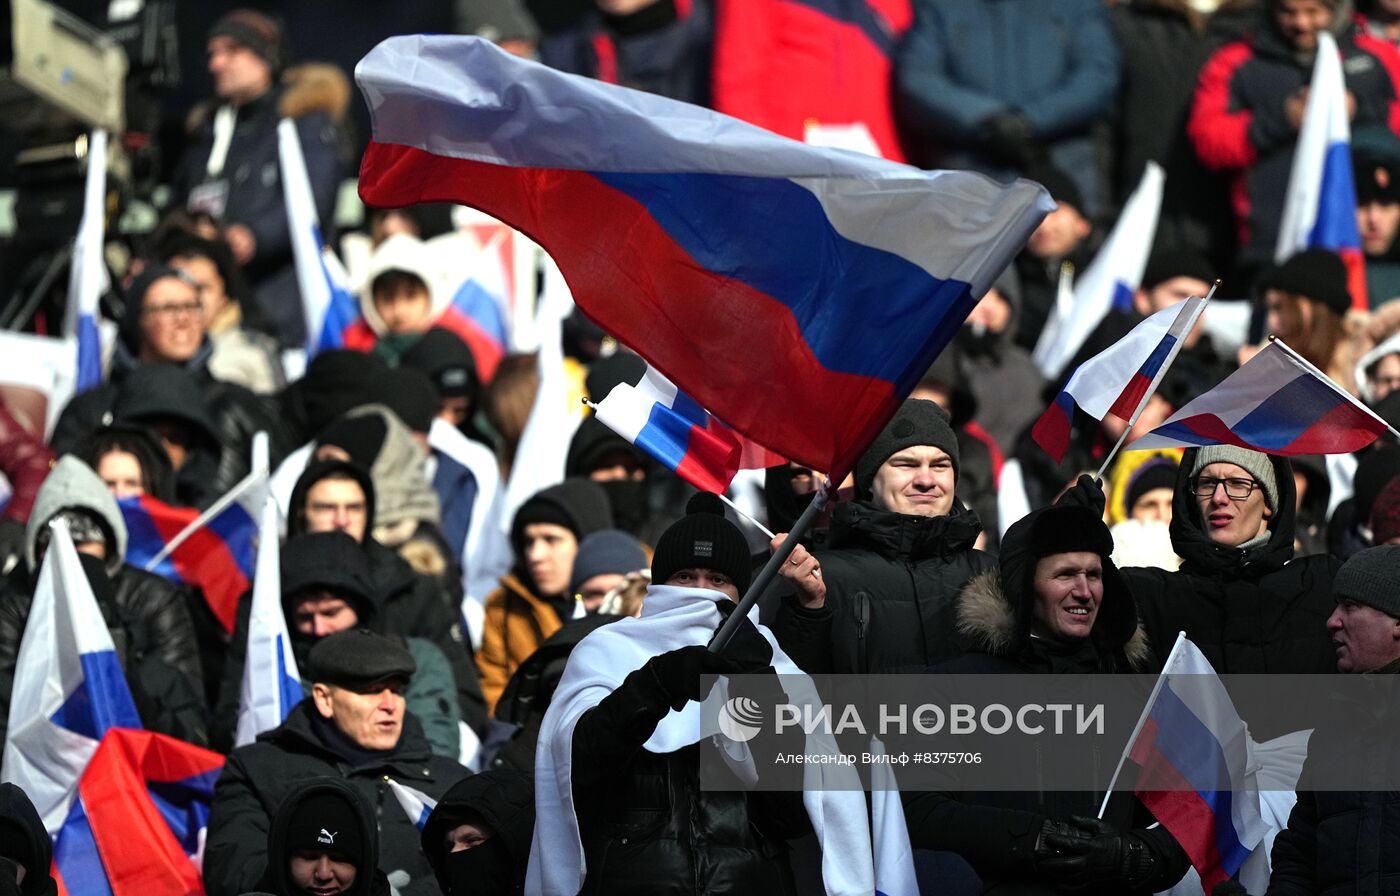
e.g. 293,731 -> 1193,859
593,363 -> 745,494
235,493 -> 303,748
1033,162 -> 1164,378
1128,341 -> 1390,455
386,777 -> 438,831
280,118 -> 359,359
118,465 -> 266,634
1032,296 -> 1206,462
1275,30 -> 1366,309
356,35 -> 1050,480
1128,637 -> 1266,893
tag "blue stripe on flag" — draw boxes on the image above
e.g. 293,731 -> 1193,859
148,772 -> 219,856
417,805 -> 432,829
1149,685 -> 1250,873
451,279 -> 510,346
1309,142 -> 1362,250
1223,372 -> 1346,451
50,650 -> 141,739
276,633 -> 304,720
593,170 -> 972,391
312,225 -> 359,355
669,388 -> 709,429
1111,280 -> 1134,312
1137,333 -> 1177,381
76,313 -> 103,392
206,502 -> 258,580
635,402 -> 699,472
54,798 -> 115,896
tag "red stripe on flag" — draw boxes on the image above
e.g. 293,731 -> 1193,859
1108,371 -> 1154,423
1280,398 -> 1388,454
1131,718 -> 1231,892
78,730 -> 221,895
1030,400 -> 1073,464
1340,246 -> 1368,312
675,423 -> 742,493
359,142 -> 900,479
170,526 -> 250,633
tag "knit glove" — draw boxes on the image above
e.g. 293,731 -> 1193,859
1056,474 -> 1107,516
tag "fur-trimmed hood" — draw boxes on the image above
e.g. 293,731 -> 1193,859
956,568 -> 1152,671
185,62 -> 351,133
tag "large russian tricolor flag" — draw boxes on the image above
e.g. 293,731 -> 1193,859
1032,295 -> 1207,463
592,363 -> 746,494
1127,636 -> 1265,893
67,129 -> 108,393
1033,161 -> 1165,378
1129,340 -> 1392,455
355,36 -> 1050,480
280,118 -> 360,359
118,465 -> 265,634
1275,30 -> 1367,310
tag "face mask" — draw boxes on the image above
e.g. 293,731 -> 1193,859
599,479 -> 649,532
444,839 -> 513,895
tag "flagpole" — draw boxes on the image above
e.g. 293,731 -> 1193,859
145,459 -> 269,571
718,492 -> 775,539
710,478 -> 832,653
1092,283 -> 1219,482
1268,336 -> 1400,442
1098,631 -> 1187,818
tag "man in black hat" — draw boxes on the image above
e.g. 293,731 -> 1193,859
171,8 -> 345,348
205,629 -> 468,896
1355,147 -> 1400,304
257,777 -> 389,896
771,398 -> 994,674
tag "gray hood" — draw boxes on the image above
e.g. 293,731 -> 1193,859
26,456 -> 128,576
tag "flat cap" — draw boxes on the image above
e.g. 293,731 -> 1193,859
307,629 -> 416,689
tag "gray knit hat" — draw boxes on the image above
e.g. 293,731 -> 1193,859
854,399 -> 960,498
1190,446 -> 1279,511
1333,545 -> 1400,617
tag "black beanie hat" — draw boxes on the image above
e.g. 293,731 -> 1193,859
315,415 -> 389,471
1354,151 -> 1400,204
1141,248 -> 1217,292
281,531 -> 374,621
294,350 -> 389,436
854,399 -> 960,498
286,789 -> 365,861
119,265 -> 200,354
1259,248 -> 1351,317
1027,163 -> 1083,213
371,367 -> 439,434
510,479 -> 614,556
1125,459 -> 1179,514
651,493 -> 752,593
400,327 -> 480,400
209,9 -> 284,73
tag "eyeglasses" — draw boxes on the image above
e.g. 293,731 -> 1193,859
1192,477 -> 1258,500
143,301 -> 203,320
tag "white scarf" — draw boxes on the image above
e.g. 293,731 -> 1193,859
525,585 -> 874,895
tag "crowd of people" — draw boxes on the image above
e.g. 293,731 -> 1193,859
0,0 -> 1399,894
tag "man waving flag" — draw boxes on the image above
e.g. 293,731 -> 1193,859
356,36 -> 1050,480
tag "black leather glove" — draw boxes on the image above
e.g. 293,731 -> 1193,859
1212,880 -> 1251,896
709,599 -> 775,672
976,110 -> 1036,167
1055,474 -> 1108,516
1037,815 -> 1157,891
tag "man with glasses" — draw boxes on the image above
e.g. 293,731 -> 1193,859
1119,446 -> 1342,713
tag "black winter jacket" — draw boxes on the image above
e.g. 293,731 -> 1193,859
1264,663 -> 1400,896
0,782 -> 56,896
1123,450 -> 1340,674
203,700 -> 468,896
0,562 -> 208,754
772,500 -> 993,674
569,662 -> 810,895
421,769 -> 535,894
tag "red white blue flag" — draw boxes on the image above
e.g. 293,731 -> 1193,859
1275,30 -> 1367,310
1127,636 -> 1266,893
67,129 -> 108,393
1032,295 -> 1207,463
355,36 -> 1050,480
1129,340 -> 1390,455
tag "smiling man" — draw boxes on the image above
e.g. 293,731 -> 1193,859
773,398 -> 994,673
204,629 -> 468,896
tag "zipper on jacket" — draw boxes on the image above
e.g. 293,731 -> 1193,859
855,591 -> 870,672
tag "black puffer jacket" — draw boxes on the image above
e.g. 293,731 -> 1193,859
1264,661 -> 1400,896
569,659 -> 810,895
1123,449 -> 1340,675
903,507 -> 1187,896
204,701 -> 468,896
772,500 -> 993,674
252,777 -> 391,896
0,782 -> 57,896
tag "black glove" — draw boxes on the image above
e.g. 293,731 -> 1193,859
647,603 -> 775,711
1055,474 -> 1107,516
1038,815 -> 1157,891
976,110 -> 1036,167
1212,881 -> 1251,896
709,599 -> 775,672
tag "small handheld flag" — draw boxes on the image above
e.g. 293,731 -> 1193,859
68,129 -> 108,393
1128,339 -> 1395,455
235,493 -> 303,747
386,776 -> 438,830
